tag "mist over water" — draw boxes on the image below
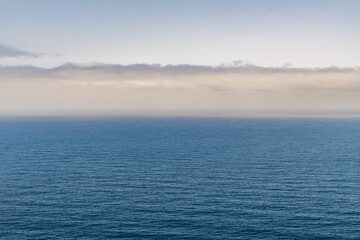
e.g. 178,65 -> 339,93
1,118 -> 360,239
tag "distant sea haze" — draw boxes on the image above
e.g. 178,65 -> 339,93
1,109 -> 360,118
1,117 -> 360,239
0,63 -> 360,113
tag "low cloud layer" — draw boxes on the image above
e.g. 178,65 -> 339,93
0,62 -> 360,114
1,62 -> 359,91
0,44 -> 38,58
0,61 -> 355,76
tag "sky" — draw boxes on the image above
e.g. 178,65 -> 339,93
0,0 -> 359,116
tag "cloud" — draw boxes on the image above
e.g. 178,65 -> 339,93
0,44 -> 38,58
0,62 -> 359,91
1,62 -> 360,113
0,61 -> 356,76
47,62 -> 359,74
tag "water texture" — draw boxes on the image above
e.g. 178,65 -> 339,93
0,118 -> 360,239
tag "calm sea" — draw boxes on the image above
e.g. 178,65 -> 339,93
1,118 -> 360,239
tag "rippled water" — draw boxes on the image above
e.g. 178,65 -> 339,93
1,118 -> 360,239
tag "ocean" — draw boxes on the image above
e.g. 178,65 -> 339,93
1,117 -> 360,239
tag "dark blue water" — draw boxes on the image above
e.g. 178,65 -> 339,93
1,118 -> 360,239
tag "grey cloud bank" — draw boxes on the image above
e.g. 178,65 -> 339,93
1,62 -> 359,92
52,62 -> 356,74
1,62 -> 360,114
0,62 -> 355,76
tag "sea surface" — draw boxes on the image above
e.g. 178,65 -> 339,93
1,117 -> 360,239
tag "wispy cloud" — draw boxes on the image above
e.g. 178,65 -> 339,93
0,44 -> 38,58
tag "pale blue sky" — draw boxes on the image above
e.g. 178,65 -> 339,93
0,0 -> 359,67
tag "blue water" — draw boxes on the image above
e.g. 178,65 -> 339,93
1,118 -> 360,239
